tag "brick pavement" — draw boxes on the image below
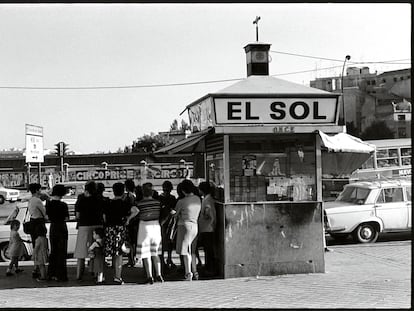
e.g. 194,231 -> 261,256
0,240 -> 411,308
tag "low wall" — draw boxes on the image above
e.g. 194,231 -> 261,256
215,202 -> 325,278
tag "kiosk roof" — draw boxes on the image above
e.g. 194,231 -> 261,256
215,75 -> 333,95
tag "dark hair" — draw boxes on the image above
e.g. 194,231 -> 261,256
198,181 -> 212,195
162,181 -> 173,192
112,182 -> 125,197
125,179 -> 135,192
142,183 -> 153,197
10,219 -> 20,230
96,182 -> 105,195
94,227 -> 105,239
180,179 -> 195,194
85,181 -> 97,196
135,185 -> 143,201
51,184 -> 67,197
176,183 -> 184,199
29,183 -> 41,194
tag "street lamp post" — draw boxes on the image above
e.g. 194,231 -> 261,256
340,55 -> 351,126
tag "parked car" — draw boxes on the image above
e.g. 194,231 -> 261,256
0,199 -> 78,262
0,186 -> 20,204
324,179 -> 411,243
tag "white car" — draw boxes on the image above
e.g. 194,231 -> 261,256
0,199 -> 78,262
0,186 -> 20,204
324,179 -> 411,243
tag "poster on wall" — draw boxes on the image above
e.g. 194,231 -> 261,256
242,154 -> 257,176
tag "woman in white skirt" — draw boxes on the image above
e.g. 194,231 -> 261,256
74,181 -> 104,281
131,183 -> 164,285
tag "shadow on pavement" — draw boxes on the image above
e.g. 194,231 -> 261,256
0,263 -> 221,289
327,232 -> 412,246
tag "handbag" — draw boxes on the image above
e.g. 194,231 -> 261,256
23,221 -> 34,234
23,201 -> 46,234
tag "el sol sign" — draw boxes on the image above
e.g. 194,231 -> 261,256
214,97 -> 338,124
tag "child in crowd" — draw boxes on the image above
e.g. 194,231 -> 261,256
6,220 -> 31,276
88,227 -> 105,284
33,225 -> 49,282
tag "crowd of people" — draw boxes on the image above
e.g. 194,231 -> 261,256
6,178 -> 217,285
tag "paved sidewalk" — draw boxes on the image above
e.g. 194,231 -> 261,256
0,240 -> 411,308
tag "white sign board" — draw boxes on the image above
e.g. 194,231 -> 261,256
214,97 -> 338,125
25,124 -> 44,163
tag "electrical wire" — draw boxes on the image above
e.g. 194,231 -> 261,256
269,49 -> 411,65
0,58 -> 409,90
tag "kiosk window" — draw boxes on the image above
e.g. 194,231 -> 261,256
228,134 -> 316,202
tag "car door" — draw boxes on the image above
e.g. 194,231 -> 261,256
405,186 -> 411,228
374,187 -> 408,231
66,203 -> 78,255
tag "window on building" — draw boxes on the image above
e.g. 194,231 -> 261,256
367,81 -> 371,85
397,115 -> 406,121
398,128 -> 407,138
393,77 -> 398,82
371,80 -> 376,85
400,77 -> 404,81
376,148 -> 400,167
382,79 -> 386,83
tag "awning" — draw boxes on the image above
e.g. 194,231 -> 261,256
155,128 -> 213,155
318,131 -> 376,176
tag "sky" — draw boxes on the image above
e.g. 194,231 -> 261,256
0,3 -> 411,154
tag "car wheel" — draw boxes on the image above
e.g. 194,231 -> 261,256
330,233 -> 349,242
0,242 -> 10,262
353,223 -> 379,243
0,196 -> 5,205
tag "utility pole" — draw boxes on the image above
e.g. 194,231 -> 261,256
253,16 -> 261,42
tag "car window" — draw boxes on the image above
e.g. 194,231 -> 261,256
337,186 -> 370,204
379,188 -> 404,203
68,204 -> 76,221
4,207 -> 19,225
405,187 -> 411,201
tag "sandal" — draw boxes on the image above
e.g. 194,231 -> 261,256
113,277 -> 124,285
184,272 -> 193,281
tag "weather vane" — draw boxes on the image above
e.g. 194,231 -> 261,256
253,16 -> 261,42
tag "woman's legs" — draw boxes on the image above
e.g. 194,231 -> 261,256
76,258 -> 85,280
142,257 -> 152,278
113,255 -> 123,280
38,264 -> 46,279
183,253 -> 192,277
151,255 -> 162,277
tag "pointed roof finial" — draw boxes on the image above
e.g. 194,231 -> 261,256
253,16 -> 261,42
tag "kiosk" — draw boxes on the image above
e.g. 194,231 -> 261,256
157,41 -> 373,278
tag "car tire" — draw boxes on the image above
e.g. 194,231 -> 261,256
0,196 -> 5,205
353,223 -> 379,243
0,242 -> 10,262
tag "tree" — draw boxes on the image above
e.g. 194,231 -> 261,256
131,132 -> 170,153
180,119 -> 190,131
360,121 -> 394,140
170,119 -> 179,131
170,118 -> 190,132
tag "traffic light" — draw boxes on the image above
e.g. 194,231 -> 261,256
55,141 -> 69,157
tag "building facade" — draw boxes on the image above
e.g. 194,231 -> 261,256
310,67 -> 411,138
